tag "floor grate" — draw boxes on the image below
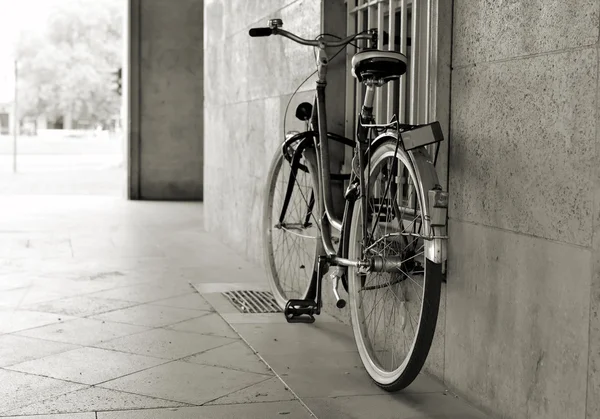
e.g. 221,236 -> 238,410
222,290 -> 282,314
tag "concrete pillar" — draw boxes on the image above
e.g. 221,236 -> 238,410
321,0 -> 348,220
126,0 -> 204,200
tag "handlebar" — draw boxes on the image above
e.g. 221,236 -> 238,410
248,27 -> 273,37
249,24 -> 401,49
249,25 -> 375,48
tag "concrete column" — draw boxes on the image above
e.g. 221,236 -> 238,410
127,0 -> 204,200
321,0 -> 348,220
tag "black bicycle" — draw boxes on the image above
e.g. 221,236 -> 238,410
250,19 -> 448,392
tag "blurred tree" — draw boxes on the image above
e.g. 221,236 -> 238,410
14,0 -> 123,129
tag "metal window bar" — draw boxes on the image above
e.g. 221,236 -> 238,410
345,0 -> 437,130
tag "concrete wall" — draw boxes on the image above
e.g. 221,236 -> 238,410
447,2 -> 600,419
203,1 -> 600,418
127,0 -> 204,200
203,0 -> 347,260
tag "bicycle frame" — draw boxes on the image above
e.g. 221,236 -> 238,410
287,51 -> 445,246
267,25 -> 448,312
254,22 -> 449,384
306,40 -> 377,270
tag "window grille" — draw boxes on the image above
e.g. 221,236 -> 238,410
344,0 -> 439,135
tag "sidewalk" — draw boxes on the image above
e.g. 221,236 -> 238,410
0,196 -> 490,418
0,132 -> 124,196
0,169 -> 124,196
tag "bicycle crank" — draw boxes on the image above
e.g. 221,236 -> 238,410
329,267 -> 347,309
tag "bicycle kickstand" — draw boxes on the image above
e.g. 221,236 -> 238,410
284,255 -> 327,323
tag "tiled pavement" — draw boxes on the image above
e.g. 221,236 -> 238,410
0,196 -> 491,418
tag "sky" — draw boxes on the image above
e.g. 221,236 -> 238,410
0,0 -> 65,102
0,0 -> 56,55
0,0 -> 124,104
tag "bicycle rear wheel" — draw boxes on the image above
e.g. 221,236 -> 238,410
262,147 -> 320,309
347,139 -> 442,391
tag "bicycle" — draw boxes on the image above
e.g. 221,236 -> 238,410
249,19 -> 448,392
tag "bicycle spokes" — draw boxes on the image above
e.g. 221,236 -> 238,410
352,146 -> 428,377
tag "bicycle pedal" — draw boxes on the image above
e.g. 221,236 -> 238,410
284,299 -> 318,324
286,313 -> 316,323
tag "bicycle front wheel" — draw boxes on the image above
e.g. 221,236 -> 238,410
262,147 -> 321,309
347,139 -> 442,391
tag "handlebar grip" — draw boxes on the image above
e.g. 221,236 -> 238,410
249,27 -> 273,37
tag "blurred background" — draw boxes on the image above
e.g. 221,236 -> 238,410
0,0 -> 124,196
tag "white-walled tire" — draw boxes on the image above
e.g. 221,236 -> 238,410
347,139 -> 442,391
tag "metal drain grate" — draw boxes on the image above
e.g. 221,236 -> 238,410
222,290 -> 282,314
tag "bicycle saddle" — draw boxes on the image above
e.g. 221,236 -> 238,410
351,50 -> 407,84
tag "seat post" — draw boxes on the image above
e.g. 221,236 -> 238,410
362,84 -> 376,111
361,84 -> 376,120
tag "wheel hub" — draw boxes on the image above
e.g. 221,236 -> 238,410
369,255 -> 403,272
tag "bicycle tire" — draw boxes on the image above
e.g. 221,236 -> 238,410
262,147 -> 321,309
347,139 -> 442,391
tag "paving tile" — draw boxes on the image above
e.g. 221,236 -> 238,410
0,368 -> 86,414
0,287 -> 30,308
23,295 -> 138,317
5,386 -> 187,416
165,312 -> 239,338
86,283 -> 193,304
185,262 -> 268,282
16,318 -> 149,346
0,309 -> 75,334
36,278 -> 119,296
0,233 -> 73,259
100,361 -> 267,405
183,340 -> 272,375
0,274 -> 33,291
0,287 -> 71,308
0,334 -> 79,367
97,401 -> 312,418
0,280 -> 115,307
231,321 -> 357,355
12,276 -> 119,296
206,377 -> 295,405
74,270 -> 130,283
70,233 -> 166,259
263,351 -> 447,398
7,347 -> 165,385
222,312 -> 340,324
152,293 -> 215,311
95,328 -> 234,360
304,393 -> 489,419
90,304 -> 206,328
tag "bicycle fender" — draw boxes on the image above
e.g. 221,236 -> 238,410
373,132 -> 448,265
